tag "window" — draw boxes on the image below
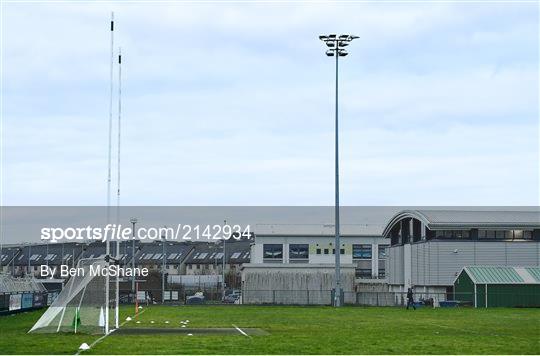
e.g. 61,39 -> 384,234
437,230 -> 470,239
231,252 -> 241,259
355,260 -> 372,278
352,244 -> 372,259
513,230 -> 524,239
316,248 -> 321,255
378,245 -> 388,259
289,244 -> 309,260
324,249 -> 329,255
263,244 -> 283,259
378,269 -> 386,278
479,230 -> 501,239
523,231 -> 533,240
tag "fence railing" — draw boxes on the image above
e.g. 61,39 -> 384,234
116,288 -> 539,308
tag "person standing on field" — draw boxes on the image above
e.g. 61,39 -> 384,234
406,287 -> 416,310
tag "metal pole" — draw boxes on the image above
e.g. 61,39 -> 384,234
114,46 -> 122,330
131,220 -> 136,292
162,236 -> 166,303
28,244 -> 31,276
105,11 -> 114,335
334,50 -> 342,308
222,219 -> 227,301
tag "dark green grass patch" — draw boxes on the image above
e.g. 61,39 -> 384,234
0,305 -> 538,354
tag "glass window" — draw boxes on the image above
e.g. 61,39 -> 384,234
378,245 -> 388,259
352,244 -> 372,259
523,231 -> 533,240
289,244 -> 309,259
263,244 -> 283,259
453,230 -> 470,239
324,249 -> 329,255
513,230 -> 524,239
316,248 -> 321,255
378,269 -> 386,278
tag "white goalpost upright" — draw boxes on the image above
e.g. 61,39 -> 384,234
29,12 -> 122,336
114,45 -> 122,330
105,11 -> 115,335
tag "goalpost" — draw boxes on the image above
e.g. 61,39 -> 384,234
30,12 -> 123,335
29,258 -> 118,334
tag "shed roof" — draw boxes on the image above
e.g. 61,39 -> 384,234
455,266 -> 540,285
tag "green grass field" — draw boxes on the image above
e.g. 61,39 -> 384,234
1,305 -> 539,354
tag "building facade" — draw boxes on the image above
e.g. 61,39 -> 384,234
382,210 -> 540,295
249,225 -> 388,282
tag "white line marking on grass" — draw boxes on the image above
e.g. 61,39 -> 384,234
232,324 -> 251,338
75,332 -> 112,356
74,309 -> 146,355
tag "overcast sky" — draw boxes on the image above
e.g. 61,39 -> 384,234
1,2 -> 538,206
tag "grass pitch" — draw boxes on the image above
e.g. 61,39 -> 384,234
0,305 -> 538,354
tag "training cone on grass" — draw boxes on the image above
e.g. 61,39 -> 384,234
79,343 -> 90,351
126,317 -> 132,321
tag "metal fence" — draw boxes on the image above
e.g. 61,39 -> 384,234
117,288 -> 540,308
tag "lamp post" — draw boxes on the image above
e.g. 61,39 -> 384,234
161,227 -> 167,303
319,34 -> 359,307
27,243 -> 32,276
222,219 -> 227,301
130,217 -> 138,293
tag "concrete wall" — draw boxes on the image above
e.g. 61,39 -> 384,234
241,263 -> 356,305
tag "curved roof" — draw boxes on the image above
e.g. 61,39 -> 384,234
382,209 -> 540,237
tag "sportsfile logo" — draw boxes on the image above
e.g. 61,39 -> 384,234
40,224 -> 251,243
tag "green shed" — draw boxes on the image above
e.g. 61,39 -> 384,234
453,266 -> 540,308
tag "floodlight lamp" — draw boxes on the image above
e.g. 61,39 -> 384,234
338,51 -> 348,57
338,41 -> 349,47
328,34 -> 337,39
326,41 -> 336,48
350,35 -> 360,39
326,50 -> 335,57
319,35 -> 328,40
339,34 -> 349,39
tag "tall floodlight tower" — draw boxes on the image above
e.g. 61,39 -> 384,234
318,34 -> 359,307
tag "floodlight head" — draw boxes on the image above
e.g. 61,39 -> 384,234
339,34 -> 349,39
328,34 -> 337,39
325,41 -> 336,48
338,51 -> 348,57
319,35 -> 328,40
130,217 -> 138,224
326,50 -> 335,57
338,41 -> 349,47
350,35 -> 360,39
